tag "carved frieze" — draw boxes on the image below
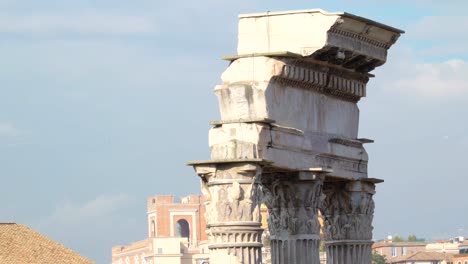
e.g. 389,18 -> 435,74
329,27 -> 394,50
315,154 -> 368,174
275,64 -> 367,102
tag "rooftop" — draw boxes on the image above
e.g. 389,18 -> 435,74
0,223 -> 95,264
390,251 -> 454,263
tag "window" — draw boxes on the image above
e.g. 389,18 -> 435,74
464,261 -> 468,264
157,248 -> 163,254
151,220 -> 156,237
401,247 -> 407,256
391,247 -> 397,257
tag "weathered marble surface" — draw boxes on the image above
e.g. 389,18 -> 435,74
190,8 -> 403,264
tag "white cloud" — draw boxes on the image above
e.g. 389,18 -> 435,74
0,14 -> 156,34
408,16 -> 468,40
42,194 -> 132,226
35,194 -> 141,263
0,122 -> 20,137
406,16 -> 468,57
373,44 -> 468,99
392,59 -> 468,97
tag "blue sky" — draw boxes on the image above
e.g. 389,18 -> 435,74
1,1 -> 467,263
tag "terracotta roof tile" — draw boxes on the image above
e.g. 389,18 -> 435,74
390,251 -> 454,263
0,223 -> 95,264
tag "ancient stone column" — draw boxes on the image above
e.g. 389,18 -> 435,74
261,170 -> 326,264
189,8 -> 403,264
321,180 -> 376,264
191,161 -> 264,264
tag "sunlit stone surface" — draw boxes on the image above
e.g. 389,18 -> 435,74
190,9 -> 403,264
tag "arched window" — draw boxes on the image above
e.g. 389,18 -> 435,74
176,219 -> 190,241
463,261 -> 467,264
151,220 -> 156,237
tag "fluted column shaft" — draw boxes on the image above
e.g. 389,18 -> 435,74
262,171 -> 324,264
194,162 -> 263,264
321,181 -> 375,264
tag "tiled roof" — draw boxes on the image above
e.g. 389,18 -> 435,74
372,241 -> 427,248
0,223 -> 95,264
391,251 -> 454,263
116,239 -> 150,254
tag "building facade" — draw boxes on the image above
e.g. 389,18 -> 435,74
390,251 -> 454,264
453,242 -> 468,264
112,195 -> 209,264
372,240 -> 427,260
147,195 -> 208,247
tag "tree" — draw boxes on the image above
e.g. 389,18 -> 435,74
408,234 -> 425,242
393,235 -> 404,242
372,251 -> 386,264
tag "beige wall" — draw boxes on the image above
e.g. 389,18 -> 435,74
372,243 -> 426,259
112,236 -> 209,264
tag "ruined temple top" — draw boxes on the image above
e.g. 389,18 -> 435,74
235,9 -> 405,73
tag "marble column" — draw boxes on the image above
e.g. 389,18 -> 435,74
192,161 -> 264,264
262,171 -> 325,264
320,181 -> 376,264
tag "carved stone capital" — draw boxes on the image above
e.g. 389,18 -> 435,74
193,162 -> 264,264
262,171 -> 324,238
320,181 -> 375,241
261,171 -> 325,264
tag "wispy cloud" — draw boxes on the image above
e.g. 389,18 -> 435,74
374,44 -> 468,100
0,14 -> 156,34
0,122 -> 21,137
392,59 -> 468,97
35,194 -> 140,263
409,16 -> 468,40
41,194 -> 132,225
407,16 -> 468,57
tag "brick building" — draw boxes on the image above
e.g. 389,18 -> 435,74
112,195 -> 209,264
147,195 -> 208,247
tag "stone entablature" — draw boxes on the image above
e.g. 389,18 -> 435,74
237,9 -> 403,73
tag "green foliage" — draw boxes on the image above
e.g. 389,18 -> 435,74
372,251 -> 386,264
393,235 -> 404,242
407,234 -> 425,242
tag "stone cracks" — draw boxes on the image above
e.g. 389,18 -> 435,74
189,9 -> 402,264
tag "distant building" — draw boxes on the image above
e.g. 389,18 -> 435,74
0,223 -> 95,264
426,241 -> 461,254
146,195 -> 208,247
372,240 -> 427,260
453,241 -> 468,264
112,195 -> 209,264
390,251 -> 454,264
112,237 -> 209,264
